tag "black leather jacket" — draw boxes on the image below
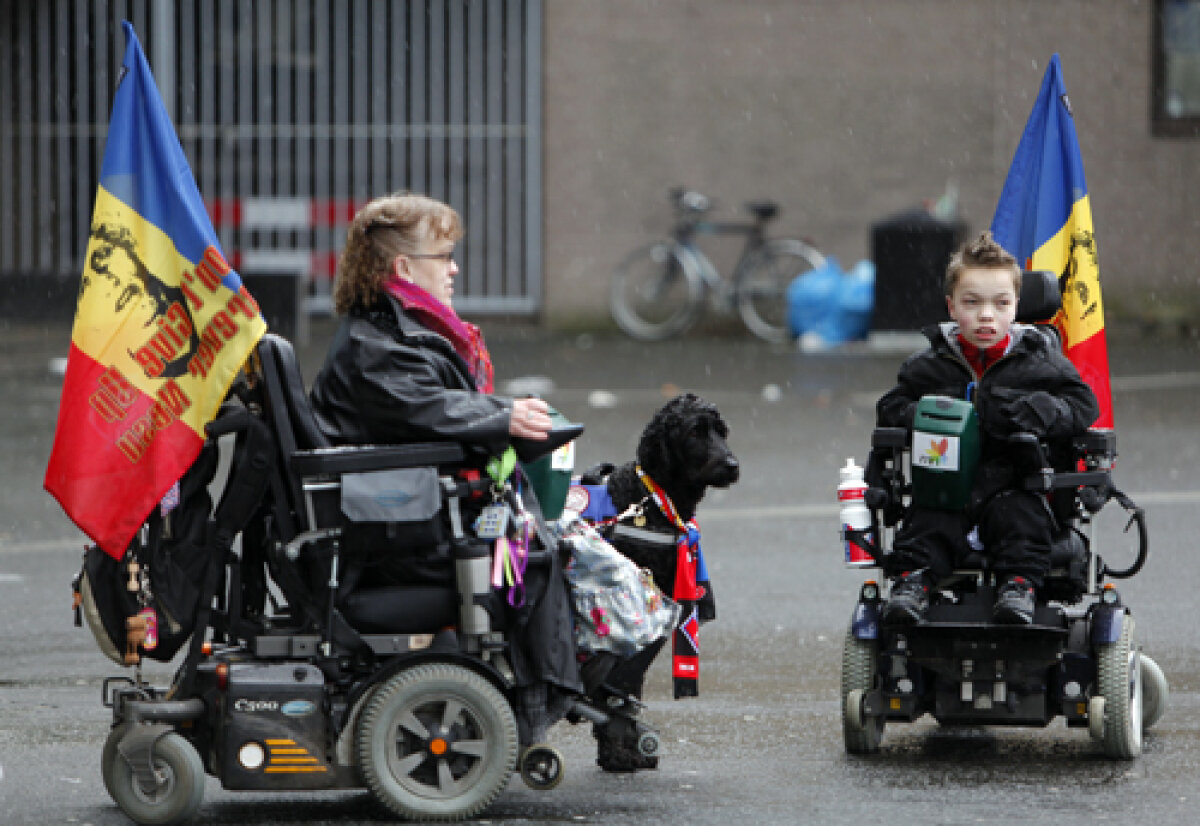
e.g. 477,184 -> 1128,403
309,294 -> 513,457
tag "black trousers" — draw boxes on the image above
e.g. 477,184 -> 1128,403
581,637 -> 668,702
887,489 -> 1055,589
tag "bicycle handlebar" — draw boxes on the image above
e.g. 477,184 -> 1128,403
670,186 -> 711,214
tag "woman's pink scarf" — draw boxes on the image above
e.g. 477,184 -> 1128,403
383,276 -> 495,392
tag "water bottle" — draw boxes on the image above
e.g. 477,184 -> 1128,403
838,458 -> 873,567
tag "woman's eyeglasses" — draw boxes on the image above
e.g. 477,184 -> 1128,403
405,250 -> 456,263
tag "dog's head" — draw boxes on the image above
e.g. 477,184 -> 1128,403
636,393 -> 740,505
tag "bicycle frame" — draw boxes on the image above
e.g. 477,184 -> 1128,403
671,219 -> 769,307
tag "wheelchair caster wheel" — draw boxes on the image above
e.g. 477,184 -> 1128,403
1140,654 -> 1169,730
636,730 -> 660,758
1088,696 -> 1106,741
519,745 -> 564,791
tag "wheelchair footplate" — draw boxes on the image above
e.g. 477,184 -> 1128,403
872,589 -> 1072,727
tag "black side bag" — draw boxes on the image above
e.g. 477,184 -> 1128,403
73,442 -> 218,665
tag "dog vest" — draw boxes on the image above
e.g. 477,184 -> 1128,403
570,473 -> 712,699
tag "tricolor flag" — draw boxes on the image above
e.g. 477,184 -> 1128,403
45,23 -> 266,559
990,54 -> 1113,428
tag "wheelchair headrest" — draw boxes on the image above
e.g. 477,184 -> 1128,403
258,333 -> 331,451
1016,269 -> 1061,324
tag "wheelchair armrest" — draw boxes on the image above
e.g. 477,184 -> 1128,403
290,442 -> 466,477
871,427 -> 908,451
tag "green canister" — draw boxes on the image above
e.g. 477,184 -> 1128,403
520,407 -> 579,520
910,395 -> 980,511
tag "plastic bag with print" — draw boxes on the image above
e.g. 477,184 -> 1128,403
556,516 -> 678,656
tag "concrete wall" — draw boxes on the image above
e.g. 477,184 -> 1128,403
542,0 -> 1200,330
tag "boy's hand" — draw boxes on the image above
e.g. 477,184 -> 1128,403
998,391 -> 1064,437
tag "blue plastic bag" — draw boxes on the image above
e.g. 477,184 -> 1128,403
787,258 -> 842,338
787,258 -> 875,345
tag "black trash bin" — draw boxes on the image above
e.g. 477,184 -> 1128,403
870,210 -> 968,332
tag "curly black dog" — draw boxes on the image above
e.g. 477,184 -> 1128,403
592,392 -> 740,597
579,392 -> 739,771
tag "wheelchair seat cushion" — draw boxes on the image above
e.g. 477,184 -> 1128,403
339,585 -> 459,634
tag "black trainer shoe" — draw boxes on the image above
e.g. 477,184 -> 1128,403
881,573 -> 931,625
594,717 -> 658,772
993,576 -> 1036,625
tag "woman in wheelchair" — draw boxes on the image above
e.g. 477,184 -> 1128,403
308,193 -> 663,772
876,231 -> 1099,626
309,191 -> 551,453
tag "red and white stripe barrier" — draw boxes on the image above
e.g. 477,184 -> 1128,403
206,197 -> 366,281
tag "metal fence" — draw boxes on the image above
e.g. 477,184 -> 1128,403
0,0 -> 543,315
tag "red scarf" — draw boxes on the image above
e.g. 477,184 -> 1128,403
957,333 -> 1010,378
384,276 -> 494,392
637,466 -> 703,699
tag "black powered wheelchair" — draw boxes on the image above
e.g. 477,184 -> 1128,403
94,333 -> 656,824
840,272 -> 1166,760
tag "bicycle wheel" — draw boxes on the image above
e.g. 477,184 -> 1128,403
736,238 -> 826,343
610,241 -> 704,341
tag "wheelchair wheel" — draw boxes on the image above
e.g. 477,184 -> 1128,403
519,744 -> 564,791
736,238 -> 825,343
356,662 -> 518,821
610,241 -> 704,341
101,729 -> 205,826
1096,617 -> 1143,759
1140,653 -> 1169,730
841,630 -> 884,754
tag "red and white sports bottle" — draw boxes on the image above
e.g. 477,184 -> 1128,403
838,458 -> 873,567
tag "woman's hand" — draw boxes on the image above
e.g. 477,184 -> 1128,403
510,396 -> 552,439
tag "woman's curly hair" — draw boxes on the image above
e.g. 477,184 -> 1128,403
333,193 -> 463,315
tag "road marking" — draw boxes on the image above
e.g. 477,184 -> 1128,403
4,491 -> 1197,552
701,489 -> 1200,522
0,574 -> 24,583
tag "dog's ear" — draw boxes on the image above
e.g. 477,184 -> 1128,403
637,398 -> 684,480
637,420 -> 674,481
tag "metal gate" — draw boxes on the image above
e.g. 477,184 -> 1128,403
0,0 -> 543,316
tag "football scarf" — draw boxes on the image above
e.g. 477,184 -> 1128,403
636,466 -> 705,699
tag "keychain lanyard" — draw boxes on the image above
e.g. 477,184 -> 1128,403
483,447 -> 528,607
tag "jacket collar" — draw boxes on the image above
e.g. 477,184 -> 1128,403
923,321 -> 1042,363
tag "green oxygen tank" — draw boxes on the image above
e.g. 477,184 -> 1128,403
910,395 -> 980,511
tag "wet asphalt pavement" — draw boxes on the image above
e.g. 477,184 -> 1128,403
1,316 -> 1199,824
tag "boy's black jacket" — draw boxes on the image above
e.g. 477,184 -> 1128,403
876,321 -> 1100,509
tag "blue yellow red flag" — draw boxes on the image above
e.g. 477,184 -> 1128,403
44,23 -> 267,559
990,54 -> 1113,428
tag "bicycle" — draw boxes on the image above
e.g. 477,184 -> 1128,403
609,187 -> 826,342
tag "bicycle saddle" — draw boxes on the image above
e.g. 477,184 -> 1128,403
744,201 -> 779,222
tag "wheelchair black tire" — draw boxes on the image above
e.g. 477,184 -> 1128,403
356,662 -> 518,821
1097,617 -> 1143,759
102,729 -> 205,826
841,630 -> 885,754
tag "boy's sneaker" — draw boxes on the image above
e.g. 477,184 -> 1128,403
881,573 -> 931,625
993,576 -> 1036,625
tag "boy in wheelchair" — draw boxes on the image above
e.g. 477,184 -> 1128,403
874,231 -> 1099,625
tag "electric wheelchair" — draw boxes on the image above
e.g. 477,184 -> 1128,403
96,333 -> 657,824
840,271 -> 1167,760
